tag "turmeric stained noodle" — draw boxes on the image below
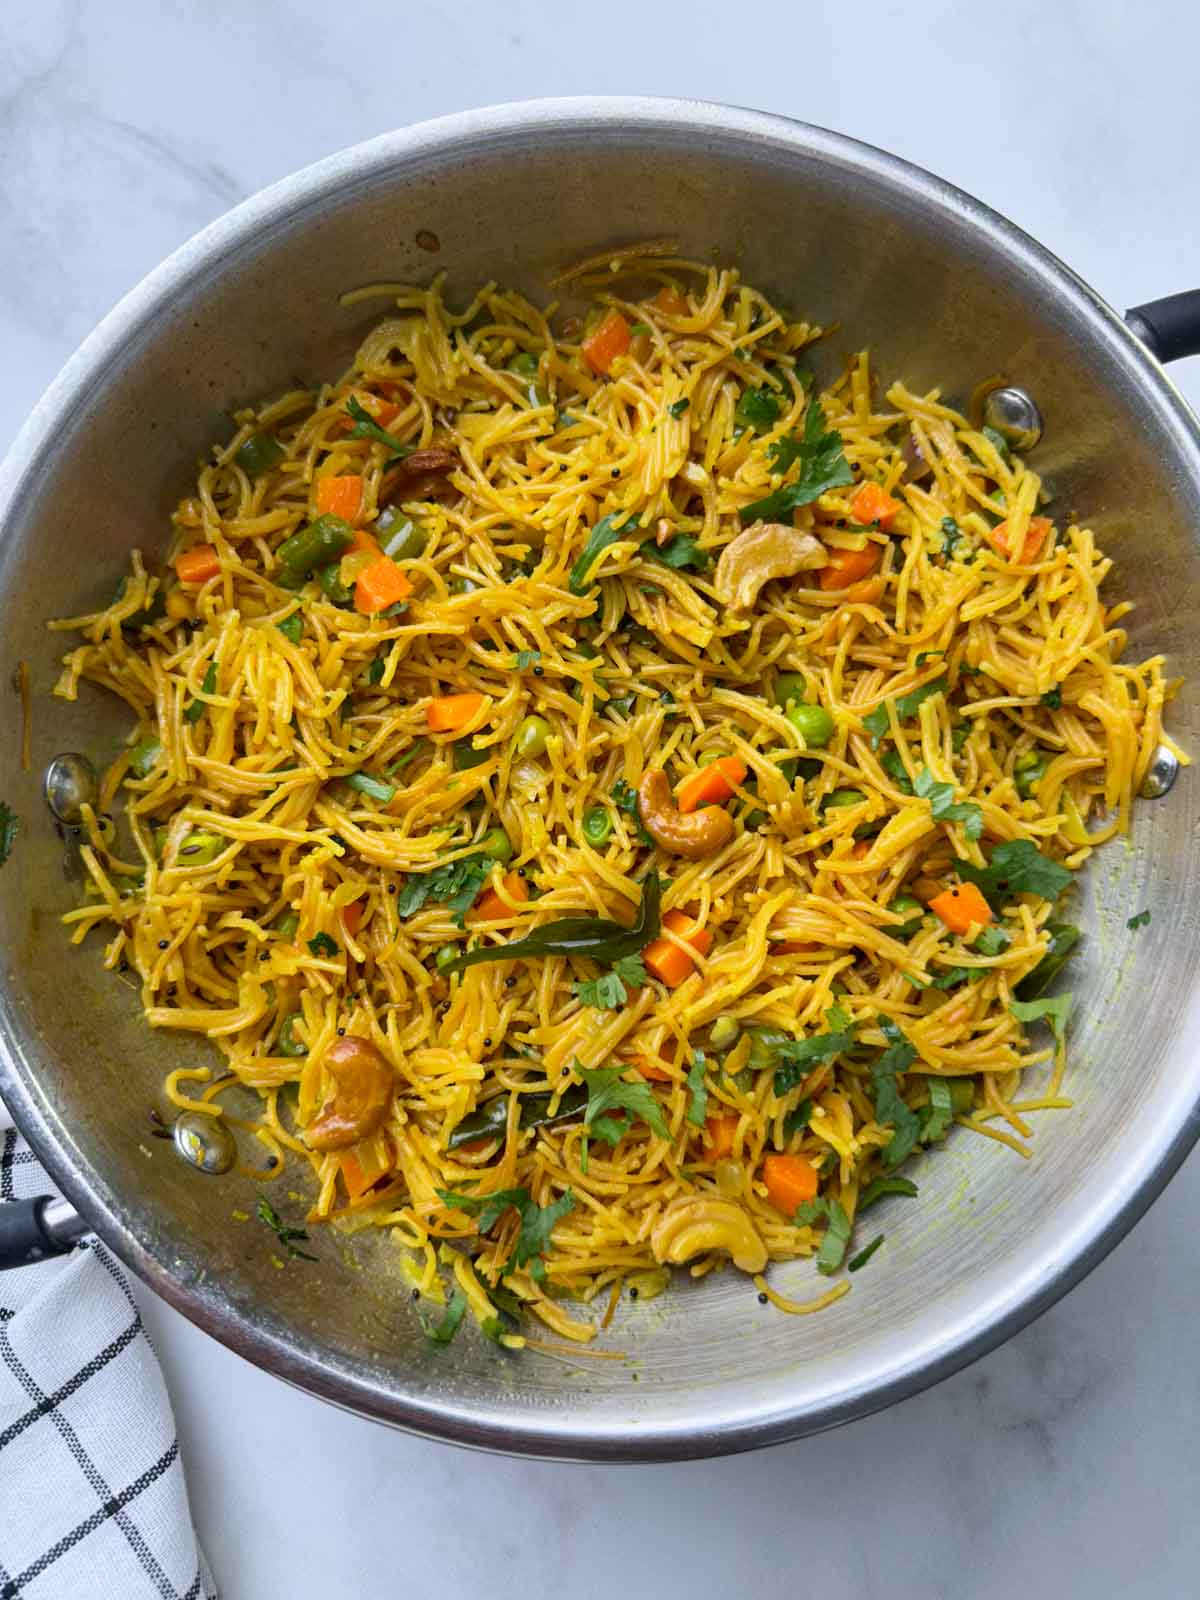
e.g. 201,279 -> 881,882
50,252 -> 1182,1345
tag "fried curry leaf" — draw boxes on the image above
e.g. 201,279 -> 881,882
441,872 -> 661,974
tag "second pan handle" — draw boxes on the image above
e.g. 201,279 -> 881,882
1126,291 -> 1200,364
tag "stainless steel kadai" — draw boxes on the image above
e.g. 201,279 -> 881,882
2,99 -> 1199,1460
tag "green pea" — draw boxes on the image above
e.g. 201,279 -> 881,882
947,1078 -> 977,1114
824,788 -> 866,810
234,432 -> 285,479
582,806 -> 614,847
746,1026 -> 791,1074
772,672 -> 808,709
379,518 -> 427,562
515,715 -> 550,758
128,736 -> 161,779
785,702 -> 835,748
177,830 -> 224,865
277,1013 -> 307,1057
274,912 -> 300,940
709,1015 -> 740,1051
479,827 -> 514,863
435,943 -> 460,973
889,894 -> 924,940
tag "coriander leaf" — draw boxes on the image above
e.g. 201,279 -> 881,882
437,1185 -> 576,1282
880,749 -> 914,794
641,532 -> 710,572
575,1060 -> 670,1144
895,675 -> 949,721
573,972 -> 628,1010
277,612 -> 303,644
740,402 -> 854,523
423,1287 -> 468,1345
0,802 -> 18,868
344,396 -> 413,458
612,952 -> 648,988
913,766 -> 983,840
772,1014 -> 857,1095
686,1049 -> 709,1127
1015,922 -> 1080,1000
863,704 -> 890,749
783,1097 -> 813,1137
871,1018 -> 921,1168
981,424 -> 1012,463
952,838 -> 1073,910
859,1174 -> 919,1211
438,1185 -> 529,1235
940,516 -> 967,560
847,1234 -> 885,1272
306,932 -> 338,958
792,1196 -> 851,1275
397,852 -> 491,927
930,966 -> 978,990
366,655 -> 385,683
824,1002 -> 853,1032
1010,992 -> 1073,1051
611,777 -> 655,846
513,649 -> 541,671
914,651 -> 943,667
669,398 -> 690,418
568,512 -> 641,595
921,1077 -> 955,1142
734,384 -> 781,434
1127,908 -> 1151,931
973,925 -> 1012,956
256,1198 -> 317,1261
183,662 -> 217,724
1041,686 -> 1063,709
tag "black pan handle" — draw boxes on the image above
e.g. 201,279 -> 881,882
0,1195 -> 89,1270
1125,292 -> 1200,364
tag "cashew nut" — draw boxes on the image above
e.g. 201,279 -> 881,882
305,1035 -> 393,1152
637,769 -> 735,859
650,1196 -> 768,1275
715,522 -> 827,611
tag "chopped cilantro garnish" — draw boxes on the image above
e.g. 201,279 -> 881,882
847,1234 -> 885,1273
858,1174 -> 919,1211
422,1286 -> 467,1345
306,932 -> 338,958
396,852 -> 492,926
277,613 -> 303,644
1010,992 -> 1073,1052
686,1049 -> 709,1127
863,676 -> 948,749
793,1197 -> 852,1275
734,385 -> 781,435
921,1077 -> 955,1142
641,533 -> 710,572
344,395 -> 413,458
1127,908 -> 1151,931
183,663 -> 217,724
0,802 -> 17,868
256,1198 -> 317,1261
568,512 -> 642,594
973,925 -> 1011,956
437,1184 -> 576,1284
513,649 -> 541,671
871,1018 -> 921,1167
783,1097 -> 813,1138
573,971 -> 628,1010
772,1008 -> 858,1095
913,766 -> 983,840
572,1059 -> 669,1172
1041,686 -> 1063,709
668,398 -> 690,419
951,838 -> 1073,910
740,402 -> 853,523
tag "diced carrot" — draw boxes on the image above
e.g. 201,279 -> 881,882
643,908 -> 712,988
470,870 -> 529,923
427,691 -> 485,733
762,1153 -> 819,1216
340,1134 -> 392,1201
819,545 -> 882,591
336,389 -> 401,432
675,756 -> 748,815
850,839 -> 872,860
844,576 -> 886,605
635,1042 -> 675,1083
174,544 -> 221,585
929,881 -> 994,934
354,555 -> 412,615
654,285 -> 689,317
850,482 -> 902,530
705,1112 -> 740,1160
316,474 -> 363,523
773,940 -> 817,955
988,514 -> 1053,565
581,309 -> 632,375
342,899 -> 365,937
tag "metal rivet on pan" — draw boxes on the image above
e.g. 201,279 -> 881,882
1139,745 -> 1180,799
982,386 -> 1044,451
43,752 -> 98,826
172,1112 -> 236,1175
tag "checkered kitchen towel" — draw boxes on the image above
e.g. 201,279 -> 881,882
0,1125 -> 216,1599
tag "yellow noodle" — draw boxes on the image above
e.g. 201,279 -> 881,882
50,258 -> 1177,1335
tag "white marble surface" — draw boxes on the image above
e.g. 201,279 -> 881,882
5,1 -> 1200,1593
